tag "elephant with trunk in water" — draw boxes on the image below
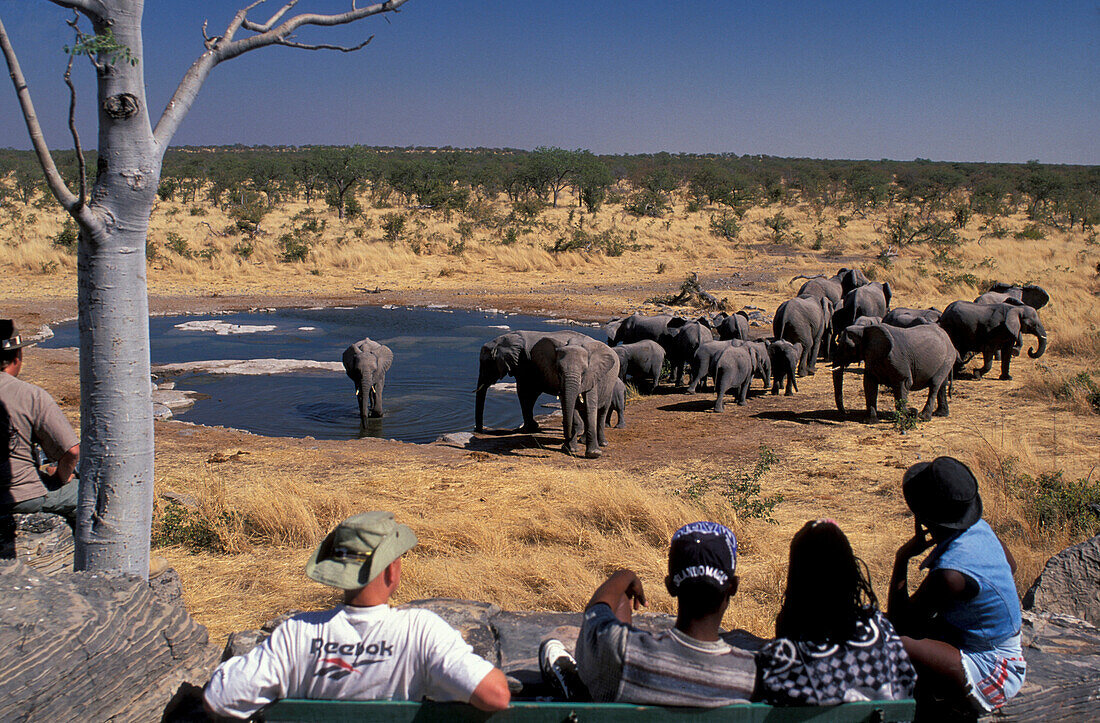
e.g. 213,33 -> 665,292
342,338 -> 394,425
530,336 -> 619,458
938,301 -> 1047,380
474,330 -> 588,433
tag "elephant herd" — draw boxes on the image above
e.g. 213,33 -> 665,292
342,272 -> 1048,460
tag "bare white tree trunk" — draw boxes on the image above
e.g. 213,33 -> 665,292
2,0 -> 410,577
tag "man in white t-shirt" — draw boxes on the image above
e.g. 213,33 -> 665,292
203,511 -> 511,718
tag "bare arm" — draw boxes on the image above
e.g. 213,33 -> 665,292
468,668 -> 510,712
586,569 -> 646,625
52,444 -> 80,484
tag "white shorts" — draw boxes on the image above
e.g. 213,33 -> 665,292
960,634 -> 1026,711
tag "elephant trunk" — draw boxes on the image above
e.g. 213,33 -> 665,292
1028,327 -> 1047,359
833,366 -> 847,414
560,373 -> 582,453
474,383 -> 489,432
356,383 -> 369,427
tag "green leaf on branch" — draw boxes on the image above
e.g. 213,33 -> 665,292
65,28 -> 138,67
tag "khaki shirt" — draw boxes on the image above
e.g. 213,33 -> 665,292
0,372 -> 79,504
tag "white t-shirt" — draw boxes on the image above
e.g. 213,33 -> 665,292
204,604 -> 496,719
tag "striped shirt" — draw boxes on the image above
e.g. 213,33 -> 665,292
575,603 -> 756,706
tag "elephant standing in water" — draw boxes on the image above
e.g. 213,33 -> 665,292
938,301 -> 1047,380
530,336 -> 619,458
474,330 -> 588,433
832,323 -> 957,421
342,338 -> 394,425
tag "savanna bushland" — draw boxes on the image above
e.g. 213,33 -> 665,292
2,146 -> 1098,643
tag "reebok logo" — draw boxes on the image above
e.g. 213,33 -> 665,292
309,638 -> 396,680
310,638 -> 395,657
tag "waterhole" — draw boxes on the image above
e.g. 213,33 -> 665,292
42,306 -> 598,443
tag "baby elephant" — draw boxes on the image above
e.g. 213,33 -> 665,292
342,338 -> 394,425
714,345 -> 754,412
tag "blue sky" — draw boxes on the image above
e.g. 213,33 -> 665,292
1,1 -> 1097,163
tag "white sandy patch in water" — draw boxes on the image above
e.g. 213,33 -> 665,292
154,359 -> 344,375
175,320 -> 277,335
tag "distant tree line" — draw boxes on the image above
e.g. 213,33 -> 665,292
1,146 -> 1097,230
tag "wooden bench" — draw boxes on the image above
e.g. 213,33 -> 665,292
262,699 -> 917,722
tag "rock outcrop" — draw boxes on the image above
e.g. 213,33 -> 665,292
0,561 -> 218,722
1022,534 -> 1099,627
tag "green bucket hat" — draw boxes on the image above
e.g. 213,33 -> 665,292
305,511 -> 418,590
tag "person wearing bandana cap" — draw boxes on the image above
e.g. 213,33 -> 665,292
548,521 -> 756,705
203,512 -> 510,718
888,456 -> 1025,714
0,320 -> 80,519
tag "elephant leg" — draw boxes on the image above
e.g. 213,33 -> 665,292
934,380 -> 950,417
807,337 -> 820,375
517,383 -> 541,433
864,372 -> 879,421
975,351 -> 993,379
919,384 -> 937,421
999,345 -> 1013,380
737,378 -> 750,405
786,371 -> 797,396
584,393 -> 602,458
714,371 -> 726,412
686,359 -> 705,393
561,401 -> 581,455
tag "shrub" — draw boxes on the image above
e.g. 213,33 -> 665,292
152,501 -> 236,553
51,220 -> 78,252
39,260 -> 59,274
196,245 -> 218,260
501,227 -> 519,246
624,189 -> 669,218
189,206 -> 207,216
888,398 -> 919,433
677,447 -> 784,522
455,219 -> 475,242
952,204 -> 972,229
836,215 -> 850,229
763,212 -> 792,242
512,197 -> 545,220
279,233 -> 310,263
709,213 -> 740,242
165,231 -> 191,257
1057,371 -> 1100,412
1014,223 -> 1045,240
232,240 -> 254,259
996,459 -> 1100,537
380,213 -> 406,242
343,196 -> 363,219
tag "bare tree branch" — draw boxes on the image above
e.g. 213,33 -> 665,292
0,15 -> 86,218
154,0 -> 408,148
46,0 -> 108,22
64,15 -> 87,207
275,35 -> 373,52
242,0 -> 299,32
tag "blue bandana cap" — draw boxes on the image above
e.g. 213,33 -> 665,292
668,521 -> 738,593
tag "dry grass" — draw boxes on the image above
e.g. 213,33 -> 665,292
4,185 -> 1099,647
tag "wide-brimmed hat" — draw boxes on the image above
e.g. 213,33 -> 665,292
667,521 -> 738,594
902,456 -> 983,530
305,511 -> 418,590
0,319 -> 35,351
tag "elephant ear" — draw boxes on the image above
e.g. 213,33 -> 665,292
1002,307 -> 1023,342
667,316 -> 688,329
497,334 -> 527,374
584,345 -> 619,389
863,324 -> 894,358
1023,285 -> 1050,309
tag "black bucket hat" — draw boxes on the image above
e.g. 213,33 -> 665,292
1,319 -> 35,351
902,456 -> 983,530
